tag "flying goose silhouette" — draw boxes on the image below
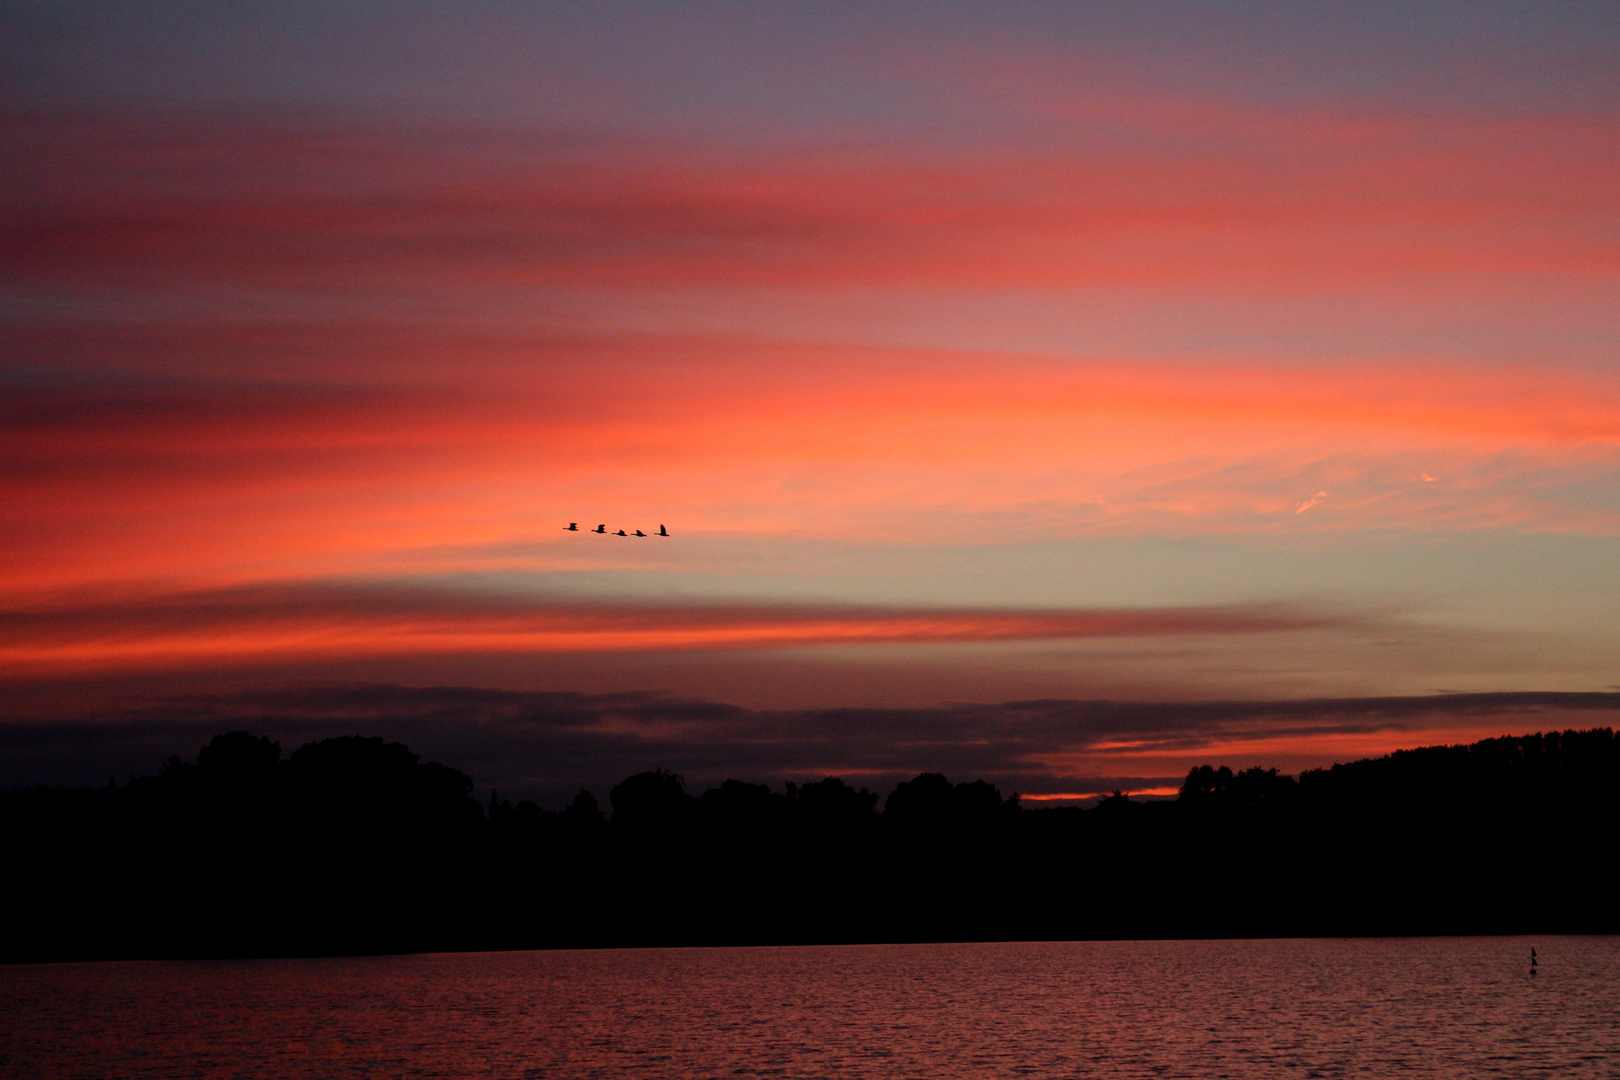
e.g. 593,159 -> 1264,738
576,522 -> 669,537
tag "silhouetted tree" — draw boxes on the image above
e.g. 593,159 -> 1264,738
562,788 -> 605,828
197,731 -> 281,778
884,772 -> 953,822
609,769 -> 695,830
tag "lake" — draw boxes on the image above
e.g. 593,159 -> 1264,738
2,937 -> 1615,1078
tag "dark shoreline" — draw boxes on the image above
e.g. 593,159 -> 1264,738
5,727 -> 1616,964
6,931 -> 1612,972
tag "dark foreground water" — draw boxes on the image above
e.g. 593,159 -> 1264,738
2,938 -> 1615,1078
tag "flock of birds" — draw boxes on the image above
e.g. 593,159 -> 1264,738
566,522 -> 669,538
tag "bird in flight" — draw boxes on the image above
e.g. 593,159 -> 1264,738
569,522 -> 668,537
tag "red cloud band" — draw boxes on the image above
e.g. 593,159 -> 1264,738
5,108 -> 1616,295
0,582 -> 1346,675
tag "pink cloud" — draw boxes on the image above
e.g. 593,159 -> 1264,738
5,105 -> 1615,298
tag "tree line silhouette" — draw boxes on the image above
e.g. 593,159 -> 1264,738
3,726 -> 1616,961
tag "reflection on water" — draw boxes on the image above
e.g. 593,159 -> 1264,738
2,938 -> 1616,1078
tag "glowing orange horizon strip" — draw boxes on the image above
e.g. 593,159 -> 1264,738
1018,789 -> 1184,800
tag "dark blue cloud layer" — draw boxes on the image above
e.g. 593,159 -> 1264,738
5,683 -> 1616,807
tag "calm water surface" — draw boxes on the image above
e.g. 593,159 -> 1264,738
2,938 -> 1615,1078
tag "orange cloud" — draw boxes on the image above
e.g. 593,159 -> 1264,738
0,581 -> 1346,677
4,332 -> 1620,599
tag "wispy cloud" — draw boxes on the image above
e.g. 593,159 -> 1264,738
0,580 -> 1347,675
5,335 -> 1619,601
4,100 -> 1619,703
5,105 -> 1616,298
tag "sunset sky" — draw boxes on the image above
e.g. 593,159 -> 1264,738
4,2 -> 1619,802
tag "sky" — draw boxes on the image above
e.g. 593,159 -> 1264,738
3,2 -> 1619,803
